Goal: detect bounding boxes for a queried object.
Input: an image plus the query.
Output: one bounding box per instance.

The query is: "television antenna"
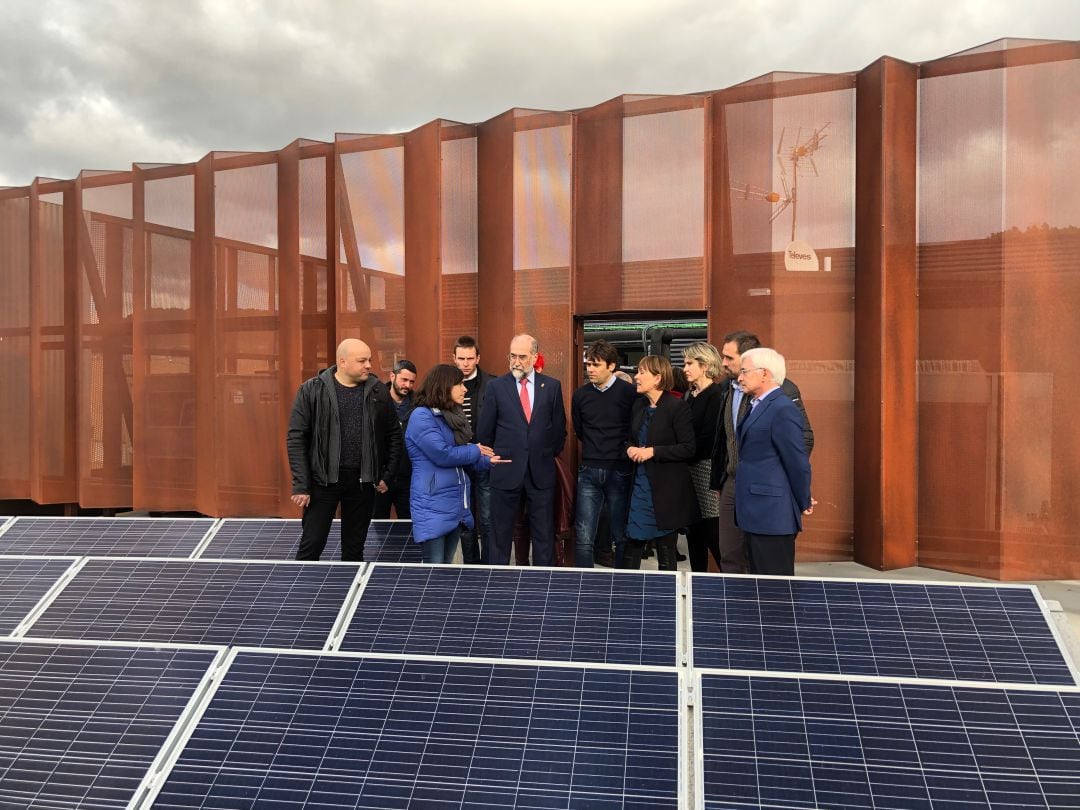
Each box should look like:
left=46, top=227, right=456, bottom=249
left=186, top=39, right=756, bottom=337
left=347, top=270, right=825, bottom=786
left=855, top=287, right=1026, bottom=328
left=730, top=122, right=830, bottom=242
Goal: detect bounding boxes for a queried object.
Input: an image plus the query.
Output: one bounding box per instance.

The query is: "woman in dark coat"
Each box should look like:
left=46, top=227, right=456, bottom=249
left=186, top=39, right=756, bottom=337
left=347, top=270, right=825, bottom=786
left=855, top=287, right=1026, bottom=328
left=623, top=355, right=699, bottom=570
left=682, top=342, right=725, bottom=572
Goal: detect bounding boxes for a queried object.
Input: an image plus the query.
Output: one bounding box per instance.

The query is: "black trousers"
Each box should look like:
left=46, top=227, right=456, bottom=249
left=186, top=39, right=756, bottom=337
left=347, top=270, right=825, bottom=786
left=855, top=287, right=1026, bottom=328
left=745, top=532, right=796, bottom=576
left=373, top=483, right=411, bottom=520
left=488, top=474, right=555, bottom=566
left=685, top=516, right=721, bottom=573
left=717, top=477, right=750, bottom=574
left=297, top=470, right=375, bottom=562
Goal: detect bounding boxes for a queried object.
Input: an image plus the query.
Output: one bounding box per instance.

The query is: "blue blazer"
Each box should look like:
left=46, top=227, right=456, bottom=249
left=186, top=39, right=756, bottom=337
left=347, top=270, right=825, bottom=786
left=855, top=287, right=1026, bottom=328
left=476, top=372, right=566, bottom=491
left=406, top=408, right=491, bottom=543
left=734, top=389, right=812, bottom=536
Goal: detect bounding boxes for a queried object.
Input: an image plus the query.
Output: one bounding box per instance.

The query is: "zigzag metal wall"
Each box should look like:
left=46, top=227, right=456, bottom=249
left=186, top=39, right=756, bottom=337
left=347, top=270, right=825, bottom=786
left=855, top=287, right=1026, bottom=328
left=0, top=39, right=1078, bottom=580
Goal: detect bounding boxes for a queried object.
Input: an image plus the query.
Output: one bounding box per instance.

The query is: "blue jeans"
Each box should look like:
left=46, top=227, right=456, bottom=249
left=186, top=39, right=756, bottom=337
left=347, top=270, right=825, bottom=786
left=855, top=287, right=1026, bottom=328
left=421, top=527, right=461, bottom=564
left=574, top=465, right=631, bottom=568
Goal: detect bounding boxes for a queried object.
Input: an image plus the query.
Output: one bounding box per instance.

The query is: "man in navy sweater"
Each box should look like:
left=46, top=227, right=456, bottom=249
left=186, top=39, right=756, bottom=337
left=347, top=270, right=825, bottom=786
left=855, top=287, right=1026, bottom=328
left=571, top=340, right=638, bottom=568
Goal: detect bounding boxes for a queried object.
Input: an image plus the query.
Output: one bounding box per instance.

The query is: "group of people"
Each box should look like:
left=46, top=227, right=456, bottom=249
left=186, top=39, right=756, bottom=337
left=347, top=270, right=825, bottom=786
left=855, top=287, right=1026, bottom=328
left=286, top=329, right=813, bottom=575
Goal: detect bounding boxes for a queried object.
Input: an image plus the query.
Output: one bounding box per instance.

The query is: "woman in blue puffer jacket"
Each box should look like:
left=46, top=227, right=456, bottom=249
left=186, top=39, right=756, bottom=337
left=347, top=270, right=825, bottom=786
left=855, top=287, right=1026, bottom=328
left=406, top=364, right=505, bottom=563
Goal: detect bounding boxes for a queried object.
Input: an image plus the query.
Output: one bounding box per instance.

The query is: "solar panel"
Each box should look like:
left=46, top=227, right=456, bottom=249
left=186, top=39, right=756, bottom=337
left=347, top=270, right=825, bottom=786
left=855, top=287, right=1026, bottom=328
left=698, top=671, right=1080, bottom=810
left=0, top=557, right=77, bottom=634
left=197, top=518, right=423, bottom=563
left=25, top=559, right=362, bottom=650
left=147, top=651, right=683, bottom=810
left=337, top=564, right=679, bottom=666
left=690, top=575, right=1077, bottom=685
left=0, top=639, right=221, bottom=810
left=0, top=517, right=215, bottom=558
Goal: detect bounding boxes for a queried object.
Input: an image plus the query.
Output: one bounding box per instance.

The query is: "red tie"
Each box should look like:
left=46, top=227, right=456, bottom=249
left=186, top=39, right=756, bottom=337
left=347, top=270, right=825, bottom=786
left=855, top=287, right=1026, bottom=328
left=519, top=378, right=532, bottom=422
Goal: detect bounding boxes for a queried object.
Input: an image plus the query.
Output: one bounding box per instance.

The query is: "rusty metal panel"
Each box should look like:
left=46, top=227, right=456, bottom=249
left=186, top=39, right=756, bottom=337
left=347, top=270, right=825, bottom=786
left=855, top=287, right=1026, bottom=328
left=134, top=166, right=197, bottom=511
left=299, top=144, right=333, bottom=381
left=477, top=111, right=516, bottom=366
left=853, top=59, right=918, bottom=571
left=336, top=133, right=406, bottom=375
left=0, top=191, right=31, bottom=499
left=77, top=171, right=135, bottom=508
left=574, top=98, right=622, bottom=312
left=29, top=179, right=78, bottom=504
left=440, top=122, right=479, bottom=361
left=212, top=154, right=281, bottom=517
left=710, top=77, right=858, bottom=563
left=277, top=140, right=332, bottom=515
left=403, top=122, right=442, bottom=374
left=513, top=110, right=573, bottom=398
left=575, top=95, right=707, bottom=313
left=917, top=50, right=1080, bottom=579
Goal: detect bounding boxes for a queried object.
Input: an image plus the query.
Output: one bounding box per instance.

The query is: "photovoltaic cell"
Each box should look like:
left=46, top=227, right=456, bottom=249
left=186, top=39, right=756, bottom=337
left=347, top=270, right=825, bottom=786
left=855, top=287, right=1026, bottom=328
left=691, top=575, right=1076, bottom=685
left=150, top=652, right=681, bottom=810
left=198, top=518, right=423, bottom=563
left=338, top=565, right=678, bottom=666
left=0, top=557, right=75, bottom=633
left=0, top=517, right=215, bottom=558
left=0, top=640, right=219, bottom=810
left=26, top=559, right=360, bottom=649
left=699, top=672, right=1080, bottom=809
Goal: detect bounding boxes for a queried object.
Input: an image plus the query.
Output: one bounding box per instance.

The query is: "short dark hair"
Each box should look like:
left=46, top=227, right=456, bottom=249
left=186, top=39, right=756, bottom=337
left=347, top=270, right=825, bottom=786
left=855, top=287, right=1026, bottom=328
left=722, top=330, right=761, bottom=354
left=584, top=339, right=619, bottom=367
left=415, top=363, right=465, bottom=410
left=637, top=355, right=674, bottom=391
left=392, top=359, right=417, bottom=375
left=454, top=335, right=479, bottom=354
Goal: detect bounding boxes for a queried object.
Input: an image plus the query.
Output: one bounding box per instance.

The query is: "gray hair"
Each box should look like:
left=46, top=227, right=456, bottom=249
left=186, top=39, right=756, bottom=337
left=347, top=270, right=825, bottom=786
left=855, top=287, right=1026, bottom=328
left=682, top=342, right=723, bottom=379
left=741, top=347, right=786, bottom=385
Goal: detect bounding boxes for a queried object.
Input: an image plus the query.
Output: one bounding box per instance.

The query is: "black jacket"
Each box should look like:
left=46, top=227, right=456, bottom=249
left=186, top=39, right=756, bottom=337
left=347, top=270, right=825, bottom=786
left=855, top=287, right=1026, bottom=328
left=466, top=367, right=494, bottom=432
left=629, top=392, right=700, bottom=531
left=709, top=376, right=813, bottom=490
left=286, top=367, right=402, bottom=494
left=686, top=382, right=725, bottom=462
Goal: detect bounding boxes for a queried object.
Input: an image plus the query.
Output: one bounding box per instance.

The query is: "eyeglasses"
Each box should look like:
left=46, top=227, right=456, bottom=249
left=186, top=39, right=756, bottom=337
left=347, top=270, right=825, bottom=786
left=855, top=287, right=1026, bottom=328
left=737, top=367, right=765, bottom=378
left=508, top=353, right=533, bottom=362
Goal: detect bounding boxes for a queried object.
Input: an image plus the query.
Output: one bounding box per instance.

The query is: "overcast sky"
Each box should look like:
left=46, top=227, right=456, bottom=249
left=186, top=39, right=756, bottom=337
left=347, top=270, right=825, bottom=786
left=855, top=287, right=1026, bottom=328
left=0, top=0, right=1075, bottom=187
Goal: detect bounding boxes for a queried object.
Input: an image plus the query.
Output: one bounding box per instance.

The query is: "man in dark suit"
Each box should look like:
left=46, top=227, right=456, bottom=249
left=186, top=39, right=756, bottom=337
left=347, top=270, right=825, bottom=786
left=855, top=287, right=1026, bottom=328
left=477, top=334, right=567, bottom=566
left=734, top=347, right=812, bottom=576
left=710, top=330, right=814, bottom=573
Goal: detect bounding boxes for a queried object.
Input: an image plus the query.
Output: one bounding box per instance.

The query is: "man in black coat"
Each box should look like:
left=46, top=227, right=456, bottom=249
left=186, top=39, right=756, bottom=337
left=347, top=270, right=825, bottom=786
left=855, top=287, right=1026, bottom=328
left=477, top=334, right=567, bottom=566
left=373, top=358, right=416, bottom=520
left=286, top=338, right=402, bottom=562
left=710, top=330, right=814, bottom=573
left=454, top=335, right=494, bottom=564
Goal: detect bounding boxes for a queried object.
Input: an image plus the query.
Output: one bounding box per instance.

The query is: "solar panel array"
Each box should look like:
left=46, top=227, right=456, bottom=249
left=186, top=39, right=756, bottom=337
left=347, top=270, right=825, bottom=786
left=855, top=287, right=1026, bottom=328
left=690, top=575, right=1076, bottom=685
left=26, top=558, right=361, bottom=649
left=198, top=518, right=424, bottom=563
left=149, top=652, right=683, bottom=809
left=0, top=517, right=216, bottom=557
left=0, top=639, right=221, bottom=809
left=0, top=515, right=1076, bottom=809
left=339, top=564, right=678, bottom=665
left=0, top=556, right=75, bottom=633
left=698, top=672, right=1080, bottom=810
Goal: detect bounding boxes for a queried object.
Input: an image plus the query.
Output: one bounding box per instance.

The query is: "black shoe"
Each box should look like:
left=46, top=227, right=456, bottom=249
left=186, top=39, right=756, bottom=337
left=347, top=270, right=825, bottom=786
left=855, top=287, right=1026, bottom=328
left=676, top=551, right=687, bottom=562
left=594, top=550, right=615, bottom=568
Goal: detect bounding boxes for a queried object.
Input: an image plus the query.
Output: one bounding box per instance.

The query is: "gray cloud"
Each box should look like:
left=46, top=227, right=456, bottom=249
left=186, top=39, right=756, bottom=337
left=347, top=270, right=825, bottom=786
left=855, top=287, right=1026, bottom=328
left=0, top=0, right=1076, bottom=186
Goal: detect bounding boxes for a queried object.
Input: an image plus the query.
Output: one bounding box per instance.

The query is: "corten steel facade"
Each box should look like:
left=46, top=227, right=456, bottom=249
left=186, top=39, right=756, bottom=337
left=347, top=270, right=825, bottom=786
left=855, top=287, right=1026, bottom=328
left=0, top=39, right=1077, bottom=579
